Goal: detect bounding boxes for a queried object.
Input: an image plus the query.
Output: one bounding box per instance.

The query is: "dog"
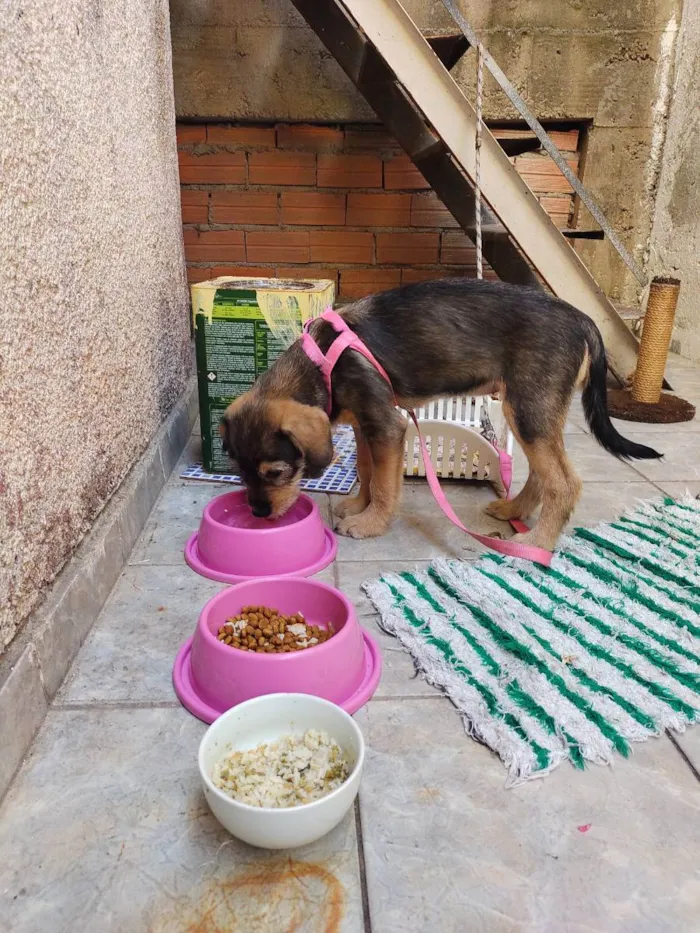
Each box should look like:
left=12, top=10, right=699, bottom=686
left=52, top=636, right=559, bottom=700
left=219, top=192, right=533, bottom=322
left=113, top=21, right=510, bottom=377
left=219, top=278, right=661, bottom=551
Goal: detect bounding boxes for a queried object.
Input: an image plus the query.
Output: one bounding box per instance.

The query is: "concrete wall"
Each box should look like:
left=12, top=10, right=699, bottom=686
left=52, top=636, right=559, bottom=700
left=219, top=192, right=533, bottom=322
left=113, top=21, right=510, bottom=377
left=647, top=0, right=700, bottom=361
left=0, top=1, right=192, bottom=650
left=170, top=0, right=682, bottom=305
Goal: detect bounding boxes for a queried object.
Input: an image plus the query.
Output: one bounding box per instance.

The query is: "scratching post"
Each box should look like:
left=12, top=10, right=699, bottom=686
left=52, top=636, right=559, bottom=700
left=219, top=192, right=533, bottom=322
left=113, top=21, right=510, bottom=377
left=632, top=278, right=680, bottom=403
left=607, top=276, right=695, bottom=424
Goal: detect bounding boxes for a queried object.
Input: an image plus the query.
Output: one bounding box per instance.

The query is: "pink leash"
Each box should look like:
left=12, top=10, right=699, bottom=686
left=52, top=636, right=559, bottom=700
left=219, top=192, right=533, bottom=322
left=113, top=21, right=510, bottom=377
left=301, top=310, right=552, bottom=567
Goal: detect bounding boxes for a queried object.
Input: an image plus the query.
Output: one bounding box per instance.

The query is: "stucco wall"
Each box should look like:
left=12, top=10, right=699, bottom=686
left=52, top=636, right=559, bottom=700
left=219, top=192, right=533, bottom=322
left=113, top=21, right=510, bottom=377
left=169, top=0, right=682, bottom=305
left=0, top=1, right=191, bottom=649
left=647, top=0, right=700, bottom=361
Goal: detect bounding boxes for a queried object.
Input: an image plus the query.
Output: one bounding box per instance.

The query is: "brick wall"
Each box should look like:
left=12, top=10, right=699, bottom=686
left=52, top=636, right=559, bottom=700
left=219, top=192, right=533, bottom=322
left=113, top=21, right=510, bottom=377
left=178, top=123, right=580, bottom=299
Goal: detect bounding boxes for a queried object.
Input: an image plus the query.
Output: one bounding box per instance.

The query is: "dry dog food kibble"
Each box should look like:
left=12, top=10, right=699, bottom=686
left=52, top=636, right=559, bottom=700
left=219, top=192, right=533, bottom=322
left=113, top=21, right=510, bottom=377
left=216, top=605, right=334, bottom=653
left=212, top=729, right=350, bottom=808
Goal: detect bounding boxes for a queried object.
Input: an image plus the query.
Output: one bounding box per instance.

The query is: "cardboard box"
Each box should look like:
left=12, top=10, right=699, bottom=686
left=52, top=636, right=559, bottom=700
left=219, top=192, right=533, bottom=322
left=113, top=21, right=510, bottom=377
left=191, top=276, right=336, bottom=472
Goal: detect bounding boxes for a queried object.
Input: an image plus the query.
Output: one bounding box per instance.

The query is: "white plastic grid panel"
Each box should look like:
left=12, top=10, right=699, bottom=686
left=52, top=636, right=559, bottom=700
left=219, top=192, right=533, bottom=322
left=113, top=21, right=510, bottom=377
left=402, top=395, right=513, bottom=482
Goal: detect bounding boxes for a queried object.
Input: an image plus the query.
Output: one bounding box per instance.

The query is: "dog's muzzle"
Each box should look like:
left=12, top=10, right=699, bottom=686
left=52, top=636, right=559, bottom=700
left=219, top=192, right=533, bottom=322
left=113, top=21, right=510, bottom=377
left=248, top=497, right=271, bottom=518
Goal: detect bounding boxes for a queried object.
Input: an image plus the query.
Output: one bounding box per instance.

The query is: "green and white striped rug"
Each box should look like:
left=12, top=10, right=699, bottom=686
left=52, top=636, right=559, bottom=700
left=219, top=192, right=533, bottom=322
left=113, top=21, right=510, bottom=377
left=363, top=496, right=700, bottom=783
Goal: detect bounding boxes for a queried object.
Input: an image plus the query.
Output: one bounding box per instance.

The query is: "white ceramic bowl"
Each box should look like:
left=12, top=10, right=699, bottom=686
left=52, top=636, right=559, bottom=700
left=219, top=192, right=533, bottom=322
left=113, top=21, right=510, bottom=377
left=198, top=693, right=365, bottom=849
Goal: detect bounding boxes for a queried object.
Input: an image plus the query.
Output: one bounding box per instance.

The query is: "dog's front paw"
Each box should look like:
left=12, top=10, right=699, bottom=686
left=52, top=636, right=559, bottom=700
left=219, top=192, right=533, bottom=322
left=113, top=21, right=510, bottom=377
left=485, top=498, right=521, bottom=522
left=334, top=495, right=369, bottom=520
left=336, top=510, right=390, bottom=539
left=512, top=529, right=558, bottom=551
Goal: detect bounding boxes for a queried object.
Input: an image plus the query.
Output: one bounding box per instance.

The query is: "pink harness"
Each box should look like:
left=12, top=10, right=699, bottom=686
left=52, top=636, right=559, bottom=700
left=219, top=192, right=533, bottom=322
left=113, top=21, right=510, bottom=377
left=301, top=309, right=552, bottom=567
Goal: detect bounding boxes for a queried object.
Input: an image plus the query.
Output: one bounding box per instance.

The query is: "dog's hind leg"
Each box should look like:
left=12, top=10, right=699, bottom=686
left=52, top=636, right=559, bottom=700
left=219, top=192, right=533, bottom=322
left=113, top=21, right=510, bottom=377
left=513, top=437, right=581, bottom=551
left=335, top=424, right=372, bottom=519
left=485, top=400, right=544, bottom=522
left=496, top=394, right=581, bottom=550
left=485, top=469, right=543, bottom=522
left=336, top=416, right=406, bottom=539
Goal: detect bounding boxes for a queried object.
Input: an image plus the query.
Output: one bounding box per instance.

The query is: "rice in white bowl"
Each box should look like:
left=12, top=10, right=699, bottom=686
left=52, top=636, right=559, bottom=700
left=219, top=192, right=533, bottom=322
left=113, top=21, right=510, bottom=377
left=212, top=729, right=350, bottom=808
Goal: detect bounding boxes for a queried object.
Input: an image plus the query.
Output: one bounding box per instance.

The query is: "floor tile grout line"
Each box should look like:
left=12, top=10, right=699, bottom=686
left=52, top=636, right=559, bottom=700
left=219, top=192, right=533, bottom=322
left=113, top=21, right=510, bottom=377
left=52, top=701, right=184, bottom=712
left=649, top=478, right=697, bottom=499
left=52, top=696, right=444, bottom=710
left=627, top=459, right=662, bottom=484
left=369, top=694, right=444, bottom=702
left=354, top=797, right=373, bottom=933
left=125, top=560, right=481, bottom=568
left=649, top=479, right=673, bottom=497
left=49, top=549, right=174, bottom=716
left=666, top=730, right=700, bottom=784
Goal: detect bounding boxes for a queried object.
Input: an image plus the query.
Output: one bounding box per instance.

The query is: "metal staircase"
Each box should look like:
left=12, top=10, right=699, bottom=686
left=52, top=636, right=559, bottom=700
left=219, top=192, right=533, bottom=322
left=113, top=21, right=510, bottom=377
left=288, top=0, right=644, bottom=383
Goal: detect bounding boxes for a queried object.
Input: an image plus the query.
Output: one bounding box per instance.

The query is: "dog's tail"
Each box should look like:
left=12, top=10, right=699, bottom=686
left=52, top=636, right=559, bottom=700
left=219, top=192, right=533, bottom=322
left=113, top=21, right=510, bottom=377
left=582, top=324, right=662, bottom=461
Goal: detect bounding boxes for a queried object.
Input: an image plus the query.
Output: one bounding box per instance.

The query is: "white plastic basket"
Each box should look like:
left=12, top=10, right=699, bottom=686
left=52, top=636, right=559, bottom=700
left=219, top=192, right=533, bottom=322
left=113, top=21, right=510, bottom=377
left=401, top=395, right=514, bottom=495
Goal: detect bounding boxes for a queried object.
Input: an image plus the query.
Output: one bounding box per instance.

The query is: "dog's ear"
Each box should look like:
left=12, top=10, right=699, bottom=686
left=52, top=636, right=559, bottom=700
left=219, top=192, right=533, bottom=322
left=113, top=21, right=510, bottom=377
left=268, top=400, right=333, bottom=478
left=220, top=393, right=253, bottom=459
left=218, top=418, right=229, bottom=455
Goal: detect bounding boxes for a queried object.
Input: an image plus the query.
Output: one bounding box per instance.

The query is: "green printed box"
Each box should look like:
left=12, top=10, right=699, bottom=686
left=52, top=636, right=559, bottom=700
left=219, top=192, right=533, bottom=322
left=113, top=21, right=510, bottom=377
left=192, top=276, right=336, bottom=472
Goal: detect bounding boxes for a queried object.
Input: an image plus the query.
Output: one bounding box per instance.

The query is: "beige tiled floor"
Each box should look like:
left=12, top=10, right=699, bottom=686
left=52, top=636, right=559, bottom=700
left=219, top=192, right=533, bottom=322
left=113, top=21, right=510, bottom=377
left=2, top=355, right=700, bottom=932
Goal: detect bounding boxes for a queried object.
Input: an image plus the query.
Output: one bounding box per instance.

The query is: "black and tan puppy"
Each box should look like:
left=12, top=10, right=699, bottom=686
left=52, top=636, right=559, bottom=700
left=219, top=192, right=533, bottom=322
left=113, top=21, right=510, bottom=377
left=220, top=279, right=661, bottom=551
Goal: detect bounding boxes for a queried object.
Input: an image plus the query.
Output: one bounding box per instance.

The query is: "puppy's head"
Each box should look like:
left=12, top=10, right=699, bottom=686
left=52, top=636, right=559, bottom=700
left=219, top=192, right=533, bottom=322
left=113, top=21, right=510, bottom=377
left=220, top=395, right=333, bottom=519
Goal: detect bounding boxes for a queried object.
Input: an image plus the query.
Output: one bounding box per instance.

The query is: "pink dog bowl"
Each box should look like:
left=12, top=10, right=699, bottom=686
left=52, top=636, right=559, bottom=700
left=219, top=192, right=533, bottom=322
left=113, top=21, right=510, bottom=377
left=173, top=577, right=382, bottom=723
left=185, top=490, right=337, bottom=584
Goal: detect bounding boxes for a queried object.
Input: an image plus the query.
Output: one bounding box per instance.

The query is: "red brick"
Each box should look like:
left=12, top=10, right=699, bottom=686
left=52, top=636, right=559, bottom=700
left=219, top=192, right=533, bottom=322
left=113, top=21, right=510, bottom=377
left=410, top=193, right=459, bottom=228
left=346, top=193, right=410, bottom=227
left=546, top=129, right=580, bottom=153
left=280, top=192, right=346, bottom=226
left=180, top=189, right=208, bottom=224
left=210, top=191, right=278, bottom=225
left=246, top=230, right=310, bottom=263
left=492, top=128, right=532, bottom=141
left=519, top=171, right=575, bottom=194
left=539, top=195, right=572, bottom=215
left=540, top=195, right=572, bottom=228
left=177, top=124, right=206, bottom=145
left=248, top=151, right=316, bottom=185
left=206, top=125, right=276, bottom=147
left=210, top=266, right=271, bottom=279
left=339, top=268, right=401, bottom=298
left=493, top=128, right=579, bottom=153
left=187, top=266, right=213, bottom=283
left=317, top=154, right=382, bottom=188
left=515, top=154, right=578, bottom=194
left=344, top=126, right=400, bottom=151
left=549, top=214, right=570, bottom=228
left=309, top=231, right=374, bottom=264
left=181, top=205, right=208, bottom=225
left=178, top=150, right=246, bottom=184
left=404, top=267, right=480, bottom=282
left=376, top=232, right=438, bottom=264
left=276, top=124, right=344, bottom=151
left=515, top=154, right=578, bottom=175
left=276, top=267, right=339, bottom=288
left=401, top=268, right=451, bottom=284
left=384, top=154, right=430, bottom=190
left=183, top=229, right=246, bottom=262
left=181, top=189, right=208, bottom=206
left=441, top=231, right=476, bottom=265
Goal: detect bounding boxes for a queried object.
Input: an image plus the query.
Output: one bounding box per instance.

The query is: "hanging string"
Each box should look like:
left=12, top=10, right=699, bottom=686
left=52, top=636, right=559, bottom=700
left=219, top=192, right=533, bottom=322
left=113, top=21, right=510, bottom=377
left=475, top=42, right=484, bottom=281
left=475, top=43, right=497, bottom=415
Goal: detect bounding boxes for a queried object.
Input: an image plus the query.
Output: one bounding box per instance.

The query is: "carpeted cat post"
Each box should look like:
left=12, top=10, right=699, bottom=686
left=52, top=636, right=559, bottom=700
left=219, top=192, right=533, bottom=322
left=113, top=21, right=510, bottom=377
left=607, top=276, right=695, bottom=423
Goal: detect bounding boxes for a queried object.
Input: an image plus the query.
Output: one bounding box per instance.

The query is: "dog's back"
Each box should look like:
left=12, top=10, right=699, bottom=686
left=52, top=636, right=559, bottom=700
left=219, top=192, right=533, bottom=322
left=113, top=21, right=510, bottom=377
left=341, top=277, right=592, bottom=402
